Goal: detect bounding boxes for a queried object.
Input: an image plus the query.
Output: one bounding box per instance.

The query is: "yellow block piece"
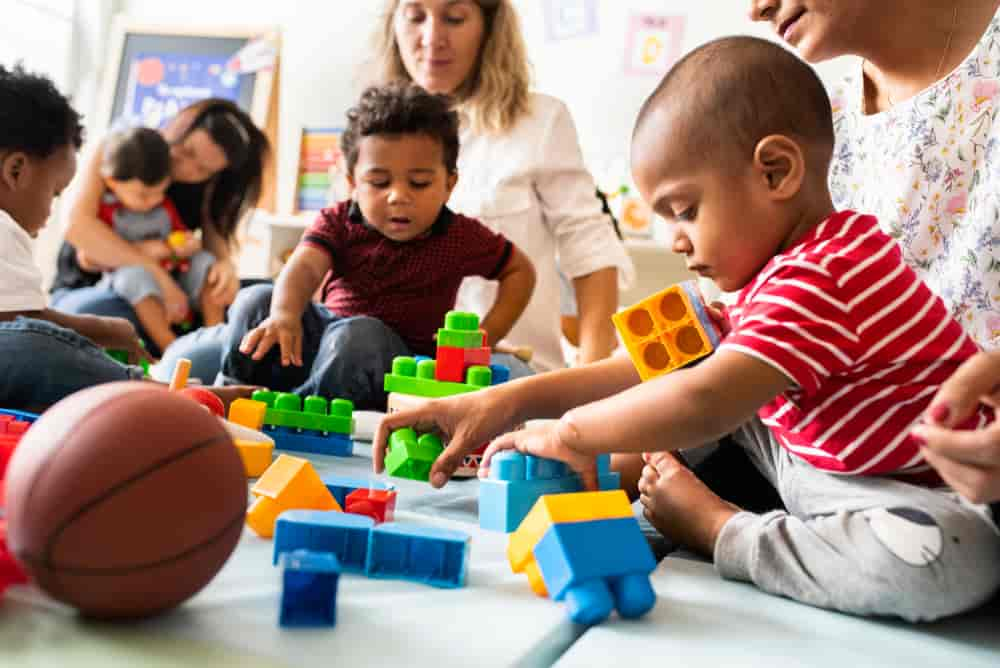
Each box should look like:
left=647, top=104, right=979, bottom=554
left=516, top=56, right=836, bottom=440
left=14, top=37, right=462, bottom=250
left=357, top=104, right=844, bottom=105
left=612, top=283, right=717, bottom=381
left=235, top=438, right=274, bottom=477
left=246, top=454, right=341, bottom=537
left=229, top=398, right=268, bottom=431
left=508, top=490, right=633, bottom=596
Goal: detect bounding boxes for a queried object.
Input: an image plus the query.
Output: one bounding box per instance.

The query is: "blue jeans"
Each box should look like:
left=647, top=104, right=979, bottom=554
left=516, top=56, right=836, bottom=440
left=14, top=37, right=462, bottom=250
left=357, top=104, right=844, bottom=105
left=217, top=284, right=535, bottom=410
left=0, top=317, right=143, bottom=409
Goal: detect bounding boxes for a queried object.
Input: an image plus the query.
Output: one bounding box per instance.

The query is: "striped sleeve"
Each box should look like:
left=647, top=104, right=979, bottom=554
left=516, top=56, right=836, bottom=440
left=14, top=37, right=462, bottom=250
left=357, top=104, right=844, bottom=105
left=721, top=263, right=858, bottom=394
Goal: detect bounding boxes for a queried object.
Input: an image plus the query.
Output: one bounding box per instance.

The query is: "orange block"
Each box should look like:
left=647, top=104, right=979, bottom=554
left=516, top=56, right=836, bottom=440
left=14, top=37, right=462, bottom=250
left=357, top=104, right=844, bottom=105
left=229, top=398, right=268, bottom=431
left=246, top=454, right=341, bottom=537
left=234, top=438, right=273, bottom=477
left=612, top=281, right=722, bottom=381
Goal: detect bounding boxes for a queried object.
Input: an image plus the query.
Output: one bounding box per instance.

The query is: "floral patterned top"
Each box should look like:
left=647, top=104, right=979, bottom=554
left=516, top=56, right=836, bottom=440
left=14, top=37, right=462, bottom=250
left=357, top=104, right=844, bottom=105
left=829, top=9, right=1000, bottom=349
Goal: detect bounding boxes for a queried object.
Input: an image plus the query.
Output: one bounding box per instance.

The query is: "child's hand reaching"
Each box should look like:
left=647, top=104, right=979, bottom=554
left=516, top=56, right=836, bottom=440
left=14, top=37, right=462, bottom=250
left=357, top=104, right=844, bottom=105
left=240, top=313, right=304, bottom=366
left=479, top=419, right=600, bottom=491
left=94, top=317, right=154, bottom=364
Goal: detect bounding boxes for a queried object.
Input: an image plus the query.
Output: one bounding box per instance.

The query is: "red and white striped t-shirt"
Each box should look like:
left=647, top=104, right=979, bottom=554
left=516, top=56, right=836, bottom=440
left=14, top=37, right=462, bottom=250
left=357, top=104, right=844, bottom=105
left=721, top=210, right=992, bottom=478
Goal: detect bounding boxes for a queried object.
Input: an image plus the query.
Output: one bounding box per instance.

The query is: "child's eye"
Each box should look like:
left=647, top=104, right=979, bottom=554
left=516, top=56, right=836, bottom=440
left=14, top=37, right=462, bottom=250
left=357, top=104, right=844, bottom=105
left=367, top=180, right=390, bottom=189
left=676, top=207, right=697, bottom=222
left=403, top=8, right=425, bottom=23
left=445, top=14, right=466, bottom=25
left=411, top=181, right=432, bottom=189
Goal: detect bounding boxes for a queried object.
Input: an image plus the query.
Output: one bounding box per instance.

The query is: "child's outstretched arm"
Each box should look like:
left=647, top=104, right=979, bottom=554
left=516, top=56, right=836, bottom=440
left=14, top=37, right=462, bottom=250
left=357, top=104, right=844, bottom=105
left=478, top=245, right=535, bottom=348
left=239, top=245, right=332, bottom=367
left=481, top=350, right=792, bottom=487
left=374, top=354, right=640, bottom=486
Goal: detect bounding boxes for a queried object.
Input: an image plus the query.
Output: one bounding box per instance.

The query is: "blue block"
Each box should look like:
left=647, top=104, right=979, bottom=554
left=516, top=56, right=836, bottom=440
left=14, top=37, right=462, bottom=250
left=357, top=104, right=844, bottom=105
left=279, top=550, right=340, bottom=627
left=265, top=426, right=354, bottom=457
left=533, top=517, right=656, bottom=625
left=321, top=474, right=395, bottom=508
left=0, top=408, right=38, bottom=423
left=365, top=522, right=469, bottom=588
left=274, top=510, right=374, bottom=573
left=414, top=355, right=434, bottom=364
left=489, top=364, right=510, bottom=385
left=478, top=452, right=620, bottom=532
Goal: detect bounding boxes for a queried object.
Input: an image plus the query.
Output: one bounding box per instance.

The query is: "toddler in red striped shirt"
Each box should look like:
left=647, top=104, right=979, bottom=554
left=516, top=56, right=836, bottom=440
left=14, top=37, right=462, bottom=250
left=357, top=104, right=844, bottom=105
left=378, top=35, right=1000, bottom=621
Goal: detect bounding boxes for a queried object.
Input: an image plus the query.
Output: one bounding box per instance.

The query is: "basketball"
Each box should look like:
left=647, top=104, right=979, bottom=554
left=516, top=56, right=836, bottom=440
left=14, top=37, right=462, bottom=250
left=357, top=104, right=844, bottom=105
left=4, top=382, right=247, bottom=619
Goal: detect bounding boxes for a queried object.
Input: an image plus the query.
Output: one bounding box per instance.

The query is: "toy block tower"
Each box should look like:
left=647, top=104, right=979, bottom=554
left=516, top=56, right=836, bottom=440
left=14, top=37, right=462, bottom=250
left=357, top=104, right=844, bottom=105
left=612, top=280, right=722, bottom=381
left=384, top=310, right=513, bottom=481
left=250, top=391, right=354, bottom=457
left=507, top=490, right=657, bottom=625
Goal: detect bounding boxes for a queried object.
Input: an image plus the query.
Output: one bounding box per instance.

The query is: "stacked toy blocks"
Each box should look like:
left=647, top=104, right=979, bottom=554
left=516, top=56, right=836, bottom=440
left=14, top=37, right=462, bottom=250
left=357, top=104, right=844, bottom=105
left=250, top=390, right=354, bottom=457
left=246, top=454, right=342, bottom=538
left=274, top=511, right=469, bottom=588
left=279, top=549, right=340, bottom=627
left=478, top=451, right=620, bottom=533
left=322, top=474, right=397, bottom=520
left=612, top=281, right=722, bottom=381
left=384, top=427, right=444, bottom=481
left=508, top=490, right=657, bottom=625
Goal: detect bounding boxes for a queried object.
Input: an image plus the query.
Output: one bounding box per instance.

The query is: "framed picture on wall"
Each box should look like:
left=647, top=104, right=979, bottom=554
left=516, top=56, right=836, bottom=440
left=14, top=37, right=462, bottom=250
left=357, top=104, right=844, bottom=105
left=96, top=16, right=281, bottom=209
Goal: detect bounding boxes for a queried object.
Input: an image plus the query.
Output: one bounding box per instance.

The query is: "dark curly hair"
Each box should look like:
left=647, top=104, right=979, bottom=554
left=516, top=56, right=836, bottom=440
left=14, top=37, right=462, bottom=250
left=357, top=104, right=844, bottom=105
left=340, top=82, right=460, bottom=176
left=102, top=127, right=171, bottom=186
left=0, top=63, right=83, bottom=157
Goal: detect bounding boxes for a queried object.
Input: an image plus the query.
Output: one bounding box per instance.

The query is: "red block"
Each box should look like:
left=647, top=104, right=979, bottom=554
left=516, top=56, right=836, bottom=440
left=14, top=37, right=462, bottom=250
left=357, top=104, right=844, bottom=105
left=0, top=519, right=29, bottom=596
left=344, top=488, right=398, bottom=524
left=435, top=346, right=466, bottom=383
left=464, top=346, right=490, bottom=368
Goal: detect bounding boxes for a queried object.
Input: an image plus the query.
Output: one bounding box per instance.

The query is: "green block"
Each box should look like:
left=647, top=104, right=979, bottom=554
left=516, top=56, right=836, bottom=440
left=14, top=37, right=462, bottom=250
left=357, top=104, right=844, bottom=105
left=257, top=391, right=354, bottom=434
left=105, top=349, right=129, bottom=364
left=444, top=311, right=480, bottom=332
left=385, top=428, right=444, bottom=482
left=466, top=365, right=492, bottom=388
left=437, top=328, right=484, bottom=348
left=384, top=372, right=479, bottom=398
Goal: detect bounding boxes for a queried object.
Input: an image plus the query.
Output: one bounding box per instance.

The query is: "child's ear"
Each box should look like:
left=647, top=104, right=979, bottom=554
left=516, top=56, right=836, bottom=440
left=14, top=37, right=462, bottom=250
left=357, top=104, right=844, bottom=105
left=445, top=170, right=458, bottom=194
left=752, top=135, right=804, bottom=201
left=0, top=152, right=28, bottom=190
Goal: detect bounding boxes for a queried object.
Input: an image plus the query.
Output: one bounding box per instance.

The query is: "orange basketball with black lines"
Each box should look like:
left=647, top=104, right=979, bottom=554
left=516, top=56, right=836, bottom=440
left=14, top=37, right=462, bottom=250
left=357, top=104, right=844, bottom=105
left=4, top=382, right=246, bottom=619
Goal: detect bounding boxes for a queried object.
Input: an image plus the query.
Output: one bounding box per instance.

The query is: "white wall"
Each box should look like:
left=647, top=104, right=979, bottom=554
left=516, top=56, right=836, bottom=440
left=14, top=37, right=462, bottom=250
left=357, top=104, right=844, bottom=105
left=114, top=0, right=857, bottom=213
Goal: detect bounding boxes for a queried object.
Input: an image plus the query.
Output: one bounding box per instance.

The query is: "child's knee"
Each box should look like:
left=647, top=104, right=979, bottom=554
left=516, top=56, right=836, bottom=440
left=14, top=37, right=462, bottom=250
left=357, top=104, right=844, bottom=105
left=111, top=265, right=161, bottom=305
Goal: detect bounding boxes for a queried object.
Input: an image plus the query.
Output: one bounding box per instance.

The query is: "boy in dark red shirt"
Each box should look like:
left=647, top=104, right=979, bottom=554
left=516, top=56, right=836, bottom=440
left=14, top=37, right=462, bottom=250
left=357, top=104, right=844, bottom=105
left=219, top=83, right=535, bottom=409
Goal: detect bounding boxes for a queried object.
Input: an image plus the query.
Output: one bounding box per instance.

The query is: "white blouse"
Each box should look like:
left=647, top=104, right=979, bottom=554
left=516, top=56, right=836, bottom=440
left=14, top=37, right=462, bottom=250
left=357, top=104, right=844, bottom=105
left=829, top=8, right=1000, bottom=349
left=450, top=93, right=634, bottom=371
left=0, top=209, right=46, bottom=312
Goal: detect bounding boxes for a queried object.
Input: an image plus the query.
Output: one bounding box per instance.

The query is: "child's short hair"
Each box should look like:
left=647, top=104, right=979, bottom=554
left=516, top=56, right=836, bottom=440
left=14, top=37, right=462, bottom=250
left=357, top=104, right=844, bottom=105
left=102, top=127, right=171, bottom=186
left=634, top=36, right=834, bottom=170
left=340, top=82, right=460, bottom=175
left=0, top=63, right=83, bottom=157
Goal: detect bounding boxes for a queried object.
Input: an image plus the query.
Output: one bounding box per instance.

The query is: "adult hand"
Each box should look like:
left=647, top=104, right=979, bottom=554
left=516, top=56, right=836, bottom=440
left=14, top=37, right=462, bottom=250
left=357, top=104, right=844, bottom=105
left=373, top=387, right=518, bottom=488
left=479, top=420, right=599, bottom=491
left=93, top=317, right=154, bottom=365
left=913, top=351, right=1000, bottom=503
left=205, top=258, right=240, bottom=304
left=239, top=313, right=304, bottom=367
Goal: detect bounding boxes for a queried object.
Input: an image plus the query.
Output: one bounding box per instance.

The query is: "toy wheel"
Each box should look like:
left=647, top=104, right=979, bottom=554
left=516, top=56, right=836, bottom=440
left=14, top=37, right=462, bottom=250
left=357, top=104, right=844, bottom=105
left=611, top=574, right=656, bottom=618
left=564, top=579, right=614, bottom=625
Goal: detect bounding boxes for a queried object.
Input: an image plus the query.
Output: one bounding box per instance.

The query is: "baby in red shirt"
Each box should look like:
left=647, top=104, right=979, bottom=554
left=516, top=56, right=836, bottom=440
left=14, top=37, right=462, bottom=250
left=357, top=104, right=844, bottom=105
left=219, top=82, right=535, bottom=409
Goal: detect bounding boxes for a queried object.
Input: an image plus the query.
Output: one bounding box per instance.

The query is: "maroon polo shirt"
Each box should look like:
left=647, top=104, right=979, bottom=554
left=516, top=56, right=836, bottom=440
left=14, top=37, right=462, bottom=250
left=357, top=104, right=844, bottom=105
left=301, top=200, right=512, bottom=356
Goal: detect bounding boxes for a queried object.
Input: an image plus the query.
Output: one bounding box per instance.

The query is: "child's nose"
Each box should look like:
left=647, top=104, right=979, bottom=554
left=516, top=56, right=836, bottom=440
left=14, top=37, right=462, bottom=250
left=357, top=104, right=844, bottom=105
left=669, top=225, right=691, bottom=254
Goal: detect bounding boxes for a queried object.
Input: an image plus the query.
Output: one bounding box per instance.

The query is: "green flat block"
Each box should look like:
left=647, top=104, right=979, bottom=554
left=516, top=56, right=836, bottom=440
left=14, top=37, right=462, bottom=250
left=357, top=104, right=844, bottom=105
left=385, top=429, right=444, bottom=482
left=253, top=391, right=354, bottom=434
left=437, top=328, right=485, bottom=348
left=444, top=311, right=480, bottom=332
left=384, top=372, right=480, bottom=398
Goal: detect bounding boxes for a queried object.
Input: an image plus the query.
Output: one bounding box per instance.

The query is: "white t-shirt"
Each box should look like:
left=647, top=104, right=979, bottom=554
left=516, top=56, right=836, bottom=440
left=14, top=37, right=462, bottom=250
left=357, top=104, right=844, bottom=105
left=0, top=209, right=46, bottom=312
left=829, top=8, right=1000, bottom=349
left=450, top=93, right=635, bottom=371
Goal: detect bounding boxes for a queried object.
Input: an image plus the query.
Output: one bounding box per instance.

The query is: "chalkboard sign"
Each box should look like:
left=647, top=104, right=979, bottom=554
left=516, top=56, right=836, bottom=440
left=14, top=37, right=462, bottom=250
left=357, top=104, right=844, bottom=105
left=97, top=17, right=278, bottom=132
left=97, top=16, right=281, bottom=209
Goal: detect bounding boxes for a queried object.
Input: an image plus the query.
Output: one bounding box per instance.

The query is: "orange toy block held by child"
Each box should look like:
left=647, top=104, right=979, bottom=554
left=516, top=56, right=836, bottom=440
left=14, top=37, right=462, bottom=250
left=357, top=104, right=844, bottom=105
left=247, top=454, right=341, bottom=538
left=612, top=280, right=723, bottom=381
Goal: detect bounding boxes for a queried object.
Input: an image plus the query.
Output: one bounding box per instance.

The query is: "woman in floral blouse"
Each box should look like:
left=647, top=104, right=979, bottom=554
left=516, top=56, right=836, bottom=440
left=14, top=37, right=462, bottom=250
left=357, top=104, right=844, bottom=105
left=748, top=0, right=1000, bottom=504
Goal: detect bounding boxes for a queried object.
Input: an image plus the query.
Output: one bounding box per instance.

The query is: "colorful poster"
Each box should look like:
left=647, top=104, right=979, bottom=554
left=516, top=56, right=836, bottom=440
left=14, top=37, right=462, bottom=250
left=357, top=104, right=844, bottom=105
left=121, top=52, right=243, bottom=129
left=543, top=0, right=598, bottom=42
left=296, top=127, right=347, bottom=212
left=625, top=13, right=686, bottom=76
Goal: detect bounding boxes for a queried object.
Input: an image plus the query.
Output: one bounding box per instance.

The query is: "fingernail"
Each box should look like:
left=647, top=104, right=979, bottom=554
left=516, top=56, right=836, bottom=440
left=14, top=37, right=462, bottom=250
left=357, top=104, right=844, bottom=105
left=930, top=404, right=950, bottom=423
left=431, top=472, right=446, bottom=487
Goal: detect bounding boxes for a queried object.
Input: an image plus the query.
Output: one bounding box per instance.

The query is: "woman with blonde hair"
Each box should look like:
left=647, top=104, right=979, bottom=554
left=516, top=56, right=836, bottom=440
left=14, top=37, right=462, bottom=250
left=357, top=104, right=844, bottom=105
left=372, top=0, right=633, bottom=373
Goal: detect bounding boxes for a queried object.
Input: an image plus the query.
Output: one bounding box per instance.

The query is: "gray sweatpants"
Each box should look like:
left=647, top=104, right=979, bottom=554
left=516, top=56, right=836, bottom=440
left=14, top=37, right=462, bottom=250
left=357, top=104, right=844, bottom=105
left=714, top=418, right=1000, bottom=622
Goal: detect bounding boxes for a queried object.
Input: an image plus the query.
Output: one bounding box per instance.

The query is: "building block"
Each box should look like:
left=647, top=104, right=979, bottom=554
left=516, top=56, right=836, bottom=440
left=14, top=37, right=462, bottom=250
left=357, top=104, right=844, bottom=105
left=229, top=398, right=268, bottom=430
left=532, top=517, right=656, bottom=625
left=478, top=453, right=621, bottom=534
left=508, top=489, right=633, bottom=596
left=234, top=438, right=274, bottom=477
left=384, top=356, right=491, bottom=398
left=384, top=428, right=444, bottom=482
left=322, top=474, right=395, bottom=508
left=365, top=523, right=469, bottom=588
left=274, top=510, right=375, bottom=572
left=489, top=364, right=511, bottom=385
left=252, top=391, right=354, bottom=435
left=279, top=549, right=340, bottom=627
left=437, top=328, right=485, bottom=349
left=0, top=519, right=29, bottom=595
left=268, top=428, right=354, bottom=457
left=247, top=455, right=341, bottom=538
left=435, top=345, right=491, bottom=383
left=387, top=392, right=487, bottom=479
left=345, top=488, right=397, bottom=524
left=612, top=281, right=723, bottom=382
left=0, top=409, right=36, bottom=506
